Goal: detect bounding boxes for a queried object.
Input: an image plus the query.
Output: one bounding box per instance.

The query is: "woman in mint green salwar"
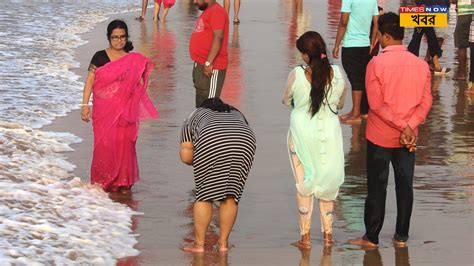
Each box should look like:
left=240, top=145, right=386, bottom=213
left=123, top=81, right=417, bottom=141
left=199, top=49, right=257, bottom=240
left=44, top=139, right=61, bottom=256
left=282, top=31, right=345, bottom=249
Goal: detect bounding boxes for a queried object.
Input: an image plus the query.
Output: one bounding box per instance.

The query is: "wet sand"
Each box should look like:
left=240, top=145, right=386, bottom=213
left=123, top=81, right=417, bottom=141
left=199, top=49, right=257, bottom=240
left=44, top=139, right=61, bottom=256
left=45, top=0, right=473, bottom=265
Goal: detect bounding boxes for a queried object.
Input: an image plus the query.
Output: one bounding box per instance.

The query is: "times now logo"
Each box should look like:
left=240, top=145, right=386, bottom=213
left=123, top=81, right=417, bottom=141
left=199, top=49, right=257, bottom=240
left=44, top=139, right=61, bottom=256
left=400, top=6, right=449, bottom=13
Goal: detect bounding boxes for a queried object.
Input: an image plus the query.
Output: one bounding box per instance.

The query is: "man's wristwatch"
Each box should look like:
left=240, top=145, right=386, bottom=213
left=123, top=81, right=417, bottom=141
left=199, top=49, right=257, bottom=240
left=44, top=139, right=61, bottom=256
left=204, top=61, right=212, bottom=67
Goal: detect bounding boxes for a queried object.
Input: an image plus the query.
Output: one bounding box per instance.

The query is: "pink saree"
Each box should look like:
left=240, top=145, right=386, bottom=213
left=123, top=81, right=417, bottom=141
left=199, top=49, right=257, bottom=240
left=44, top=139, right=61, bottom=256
left=91, top=52, right=158, bottom=192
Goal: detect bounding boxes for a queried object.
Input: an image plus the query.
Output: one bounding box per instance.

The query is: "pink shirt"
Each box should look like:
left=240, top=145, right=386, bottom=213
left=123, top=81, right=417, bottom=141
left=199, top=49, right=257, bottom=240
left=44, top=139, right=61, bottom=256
left=365, top=45, right=432, bottom=148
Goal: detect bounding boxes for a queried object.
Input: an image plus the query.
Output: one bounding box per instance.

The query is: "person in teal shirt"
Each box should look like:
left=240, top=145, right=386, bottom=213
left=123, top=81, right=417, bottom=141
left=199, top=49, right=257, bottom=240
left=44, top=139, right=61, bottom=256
left=283, top=31, right=346, bottom=249
left=332, top=0, right=379, bottom=124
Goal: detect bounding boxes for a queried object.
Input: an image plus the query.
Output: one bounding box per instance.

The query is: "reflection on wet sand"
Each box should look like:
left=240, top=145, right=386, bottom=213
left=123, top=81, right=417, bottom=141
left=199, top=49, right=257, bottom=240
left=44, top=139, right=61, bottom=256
left=363, top=248, right=383, bottom=266
left=294, top=245, right=333, bottom=266
left=334, top=123, right=367, bottom=232
left=149, top=22, right=177, bottom=103
left=296, top=247, right=311, bottom=266
left=326, top=0, right=341, bottom=39
left=221, top=24, right=242, bottom=107
left=286, top=0, right=311, bottom=66
left=394, top=246, right=410, bottom=266
left=360, top=245, right=410, bottom=266
left=111, top=193, right=141, bottom=266
left=189, top=251, right=229, bottom=266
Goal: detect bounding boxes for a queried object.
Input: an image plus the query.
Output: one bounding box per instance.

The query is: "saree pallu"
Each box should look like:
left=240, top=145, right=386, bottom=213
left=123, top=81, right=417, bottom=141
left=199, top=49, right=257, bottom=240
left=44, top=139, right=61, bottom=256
left=91, top=52, right=158, bottom=191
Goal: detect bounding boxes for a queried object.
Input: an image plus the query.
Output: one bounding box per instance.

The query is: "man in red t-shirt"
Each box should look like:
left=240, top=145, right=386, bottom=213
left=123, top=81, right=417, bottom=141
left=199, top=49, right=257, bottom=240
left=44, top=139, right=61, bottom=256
left=189, top=0, right=229, bottom=107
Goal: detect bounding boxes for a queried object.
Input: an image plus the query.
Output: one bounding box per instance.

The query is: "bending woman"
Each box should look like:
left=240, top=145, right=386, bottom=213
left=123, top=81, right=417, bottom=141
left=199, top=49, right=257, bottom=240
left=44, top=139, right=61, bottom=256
left=81, top=20, right=158, bottom=194
left=180, top=98, right=256, bottom=253
left=283, top=31, right=345, bottom=248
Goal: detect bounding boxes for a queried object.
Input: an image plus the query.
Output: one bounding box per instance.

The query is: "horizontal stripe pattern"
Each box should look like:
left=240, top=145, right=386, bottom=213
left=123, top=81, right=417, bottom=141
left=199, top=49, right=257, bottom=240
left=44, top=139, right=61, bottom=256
left=180, top=108, right=257, bottom=202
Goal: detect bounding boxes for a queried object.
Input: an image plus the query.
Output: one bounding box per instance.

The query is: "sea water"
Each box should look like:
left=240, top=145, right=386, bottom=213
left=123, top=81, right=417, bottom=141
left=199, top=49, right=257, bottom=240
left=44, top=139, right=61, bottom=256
left=0, top=1, right=145, bottom=264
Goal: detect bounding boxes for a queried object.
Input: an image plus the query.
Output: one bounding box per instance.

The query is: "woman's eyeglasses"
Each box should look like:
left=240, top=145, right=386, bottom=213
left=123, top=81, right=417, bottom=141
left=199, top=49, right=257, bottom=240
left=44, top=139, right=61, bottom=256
left=110, top=35, right=127, bottom=41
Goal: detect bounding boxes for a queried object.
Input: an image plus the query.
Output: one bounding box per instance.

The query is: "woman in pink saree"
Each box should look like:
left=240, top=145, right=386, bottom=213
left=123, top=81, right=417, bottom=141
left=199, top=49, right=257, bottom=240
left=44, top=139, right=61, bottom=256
left=81, top=20, right=158, bottom=194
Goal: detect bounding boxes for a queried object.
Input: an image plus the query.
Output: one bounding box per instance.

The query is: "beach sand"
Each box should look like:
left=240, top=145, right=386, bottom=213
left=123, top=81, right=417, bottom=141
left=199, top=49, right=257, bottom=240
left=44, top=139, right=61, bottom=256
left=45, top=0, right=473, bottom=265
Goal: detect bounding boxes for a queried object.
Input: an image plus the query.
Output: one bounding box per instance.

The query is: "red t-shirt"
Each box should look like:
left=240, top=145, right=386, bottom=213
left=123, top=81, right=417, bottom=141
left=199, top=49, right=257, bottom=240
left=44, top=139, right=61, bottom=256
left=189, top=3, right=229, bottom=70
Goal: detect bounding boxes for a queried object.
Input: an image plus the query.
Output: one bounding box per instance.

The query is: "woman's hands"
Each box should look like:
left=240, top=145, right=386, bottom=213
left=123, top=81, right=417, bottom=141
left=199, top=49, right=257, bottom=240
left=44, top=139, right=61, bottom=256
left=81, top=106, right=91, bottom=122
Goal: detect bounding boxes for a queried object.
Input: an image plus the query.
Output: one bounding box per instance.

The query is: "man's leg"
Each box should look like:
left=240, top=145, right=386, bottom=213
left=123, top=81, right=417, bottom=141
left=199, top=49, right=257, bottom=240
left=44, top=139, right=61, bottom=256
left=469, top=42, right=474, bottom=94
left=349, top=90, right=362, bottom=120
left=233, top=0, right=241, bottom=23
left=341, top=47, right=369, bottom=124
left=136, top=0, right=148, bottom=20
left=340, top=47, right=354, bottom=119
left=454, top=15, right=472, bottom=80
left=470, top=42, right=474, bottom=83
left=223, top=0, right=230, bottom=13
left=391, top=147, right=415, bottom=244
left=364, top=141, right=392, bottom=245
left=407, top=28, right=423, bottom=57
left=211, top=68, right=227, bottom=98
left=192, top=63, right=212, bottom=107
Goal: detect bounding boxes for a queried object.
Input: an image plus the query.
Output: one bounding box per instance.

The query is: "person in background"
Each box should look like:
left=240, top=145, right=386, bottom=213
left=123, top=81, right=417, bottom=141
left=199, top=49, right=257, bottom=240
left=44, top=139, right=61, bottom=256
left=180, top=98, right=256, bottom=253
left=81, top=20, right=158, bottom=194
left=453, top=0, right=474, bottom=80
left=136, top=0, right=149, bottom=21
left=333, top=0, right=379, bottom=124
left=283, top=31, right=345, bottom=249
left=153, top=0, right=176, bottom=22
left=189, top=0, right=229, bottom=107
left=407, top=0, right=450, bottom=75
left=223, top=0, right=241, bottom=24
left=424, top=0, right=450, bottom=70
left=370, top=6, right=384, bottom=57
left=349, top=12, right=432, bottom=247
left=468, top=15, right=474, bottom=94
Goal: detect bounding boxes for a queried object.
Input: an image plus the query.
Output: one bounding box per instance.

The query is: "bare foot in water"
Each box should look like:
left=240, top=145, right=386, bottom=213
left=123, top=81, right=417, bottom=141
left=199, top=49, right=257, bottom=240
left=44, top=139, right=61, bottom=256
left=218, top=241, right=229, bottom=252
left=323, top=233, right=334, bottom=246
left=119, top=186, right=132, bottom=196
left=348, top=238, right=378, bottom=248
left=291, top=240, right=312, bottom=249
left=183, top=243, right=205, bottom=253
left=393, top=239, right=407, bottom=247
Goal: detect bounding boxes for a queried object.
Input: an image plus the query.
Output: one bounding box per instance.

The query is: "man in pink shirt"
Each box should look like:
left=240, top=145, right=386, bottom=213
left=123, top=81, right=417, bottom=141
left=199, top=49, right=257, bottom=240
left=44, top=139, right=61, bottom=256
left=349, top=12, right=432, bottom=247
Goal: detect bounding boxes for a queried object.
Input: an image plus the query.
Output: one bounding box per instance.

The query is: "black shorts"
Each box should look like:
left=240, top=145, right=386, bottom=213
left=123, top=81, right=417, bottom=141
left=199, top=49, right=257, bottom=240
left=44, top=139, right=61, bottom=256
left=454, top=15, right=472, bottom=49
left=341, top=47, right=371, bottom=91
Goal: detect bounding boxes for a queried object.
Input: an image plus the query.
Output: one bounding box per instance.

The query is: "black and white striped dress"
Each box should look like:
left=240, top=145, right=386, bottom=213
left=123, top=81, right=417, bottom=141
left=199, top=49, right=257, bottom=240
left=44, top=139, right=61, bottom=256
left=180, top=108, right=257, bottom=203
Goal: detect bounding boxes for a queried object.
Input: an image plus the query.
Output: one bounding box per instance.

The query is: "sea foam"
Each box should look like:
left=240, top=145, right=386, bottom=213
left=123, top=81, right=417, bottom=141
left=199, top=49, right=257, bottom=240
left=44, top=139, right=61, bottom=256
left=0, top=1, right=144, bottom=264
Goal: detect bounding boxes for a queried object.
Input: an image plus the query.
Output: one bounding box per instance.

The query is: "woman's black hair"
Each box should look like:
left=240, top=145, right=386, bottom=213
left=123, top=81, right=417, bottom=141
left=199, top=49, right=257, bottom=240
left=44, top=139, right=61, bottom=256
left=200, top=98, right=249, bottom=124
left=107, top=19, right=134, bottom=52
left=296, top=31, right=332, bottom=117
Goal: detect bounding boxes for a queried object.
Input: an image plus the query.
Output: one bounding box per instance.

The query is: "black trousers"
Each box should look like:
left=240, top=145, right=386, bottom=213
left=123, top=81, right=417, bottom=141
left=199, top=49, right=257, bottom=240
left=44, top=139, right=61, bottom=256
left=407, top=27, right=442, bottom=58
left=364, top=141, right=415, bottom=244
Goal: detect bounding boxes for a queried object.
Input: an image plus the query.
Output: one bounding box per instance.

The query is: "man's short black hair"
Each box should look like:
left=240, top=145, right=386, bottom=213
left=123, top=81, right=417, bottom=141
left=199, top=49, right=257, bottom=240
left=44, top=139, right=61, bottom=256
left=378, top=12, right=404, bottom=41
